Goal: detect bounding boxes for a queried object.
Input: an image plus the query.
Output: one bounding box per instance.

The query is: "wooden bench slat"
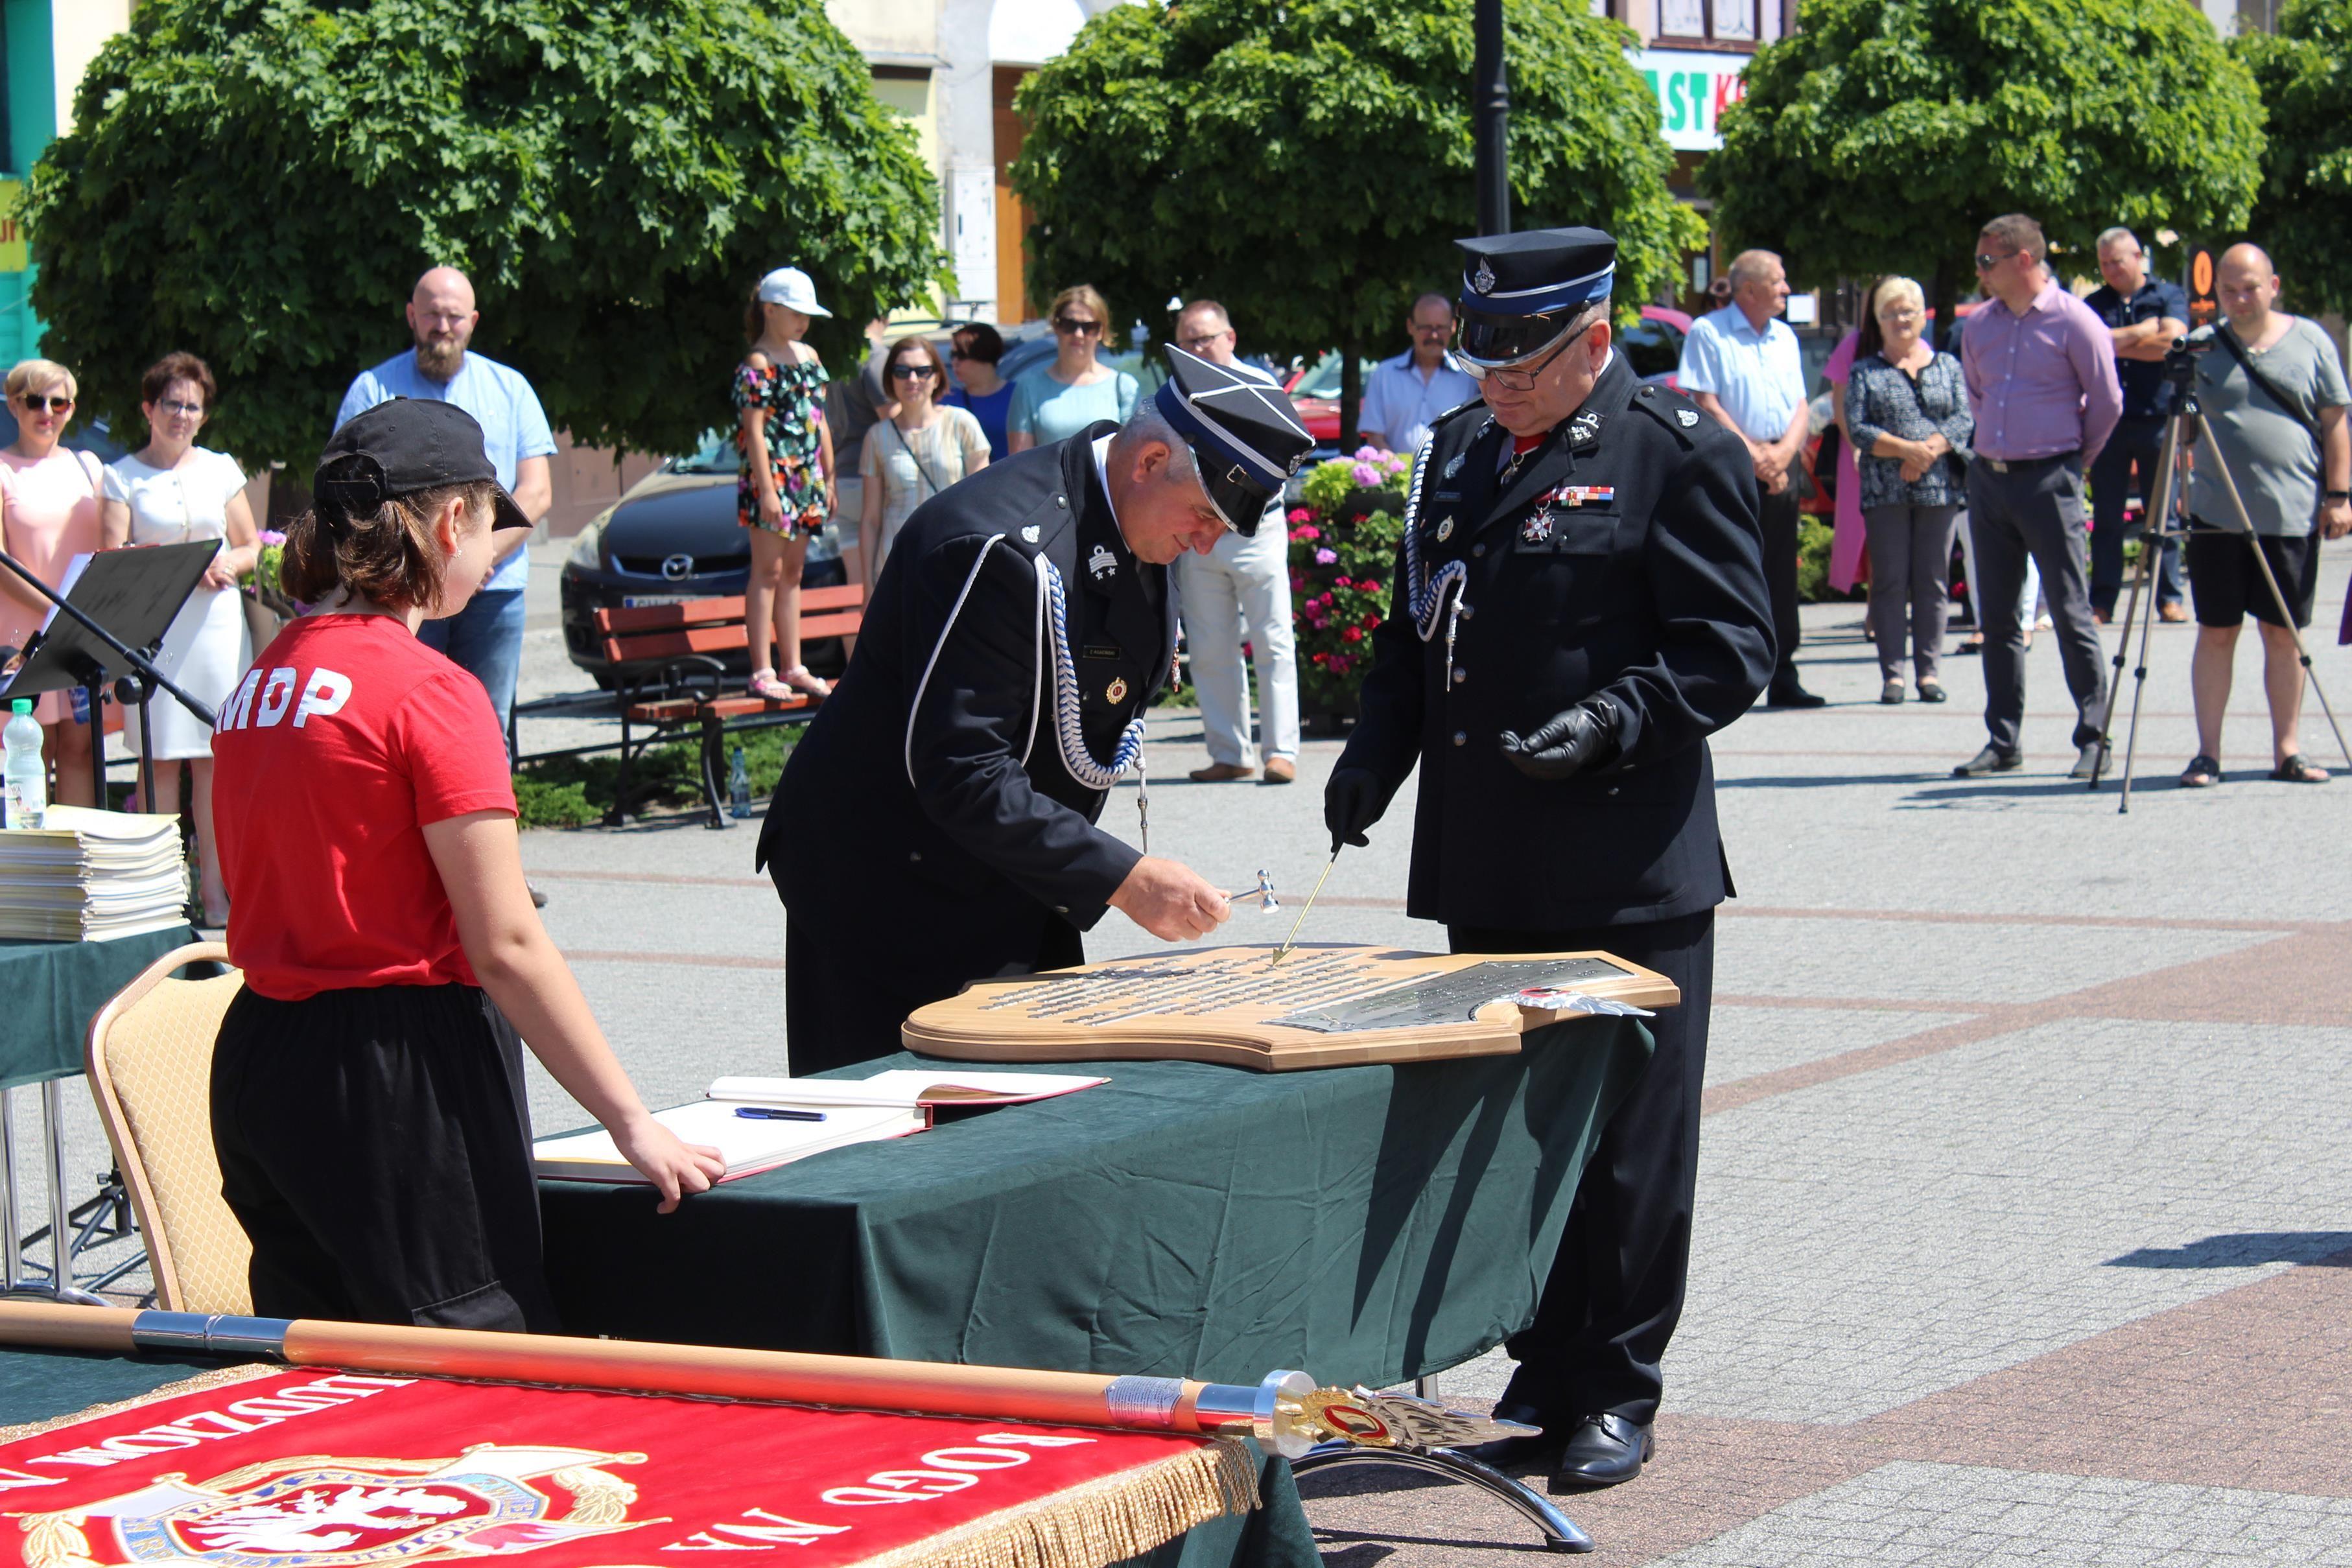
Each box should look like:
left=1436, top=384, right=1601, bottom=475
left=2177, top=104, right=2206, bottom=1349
left=797, top=611, right=862, bottom=639
left=624, top=694, right=816, bottom=723
left=592, top=583, right=865, bottom=637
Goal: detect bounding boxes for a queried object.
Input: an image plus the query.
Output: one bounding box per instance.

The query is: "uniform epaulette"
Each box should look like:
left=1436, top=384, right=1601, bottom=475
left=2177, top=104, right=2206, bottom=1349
left=1429, top=397, right=1487, bottom=431
left=1629, top=382, right=1706, bottom=449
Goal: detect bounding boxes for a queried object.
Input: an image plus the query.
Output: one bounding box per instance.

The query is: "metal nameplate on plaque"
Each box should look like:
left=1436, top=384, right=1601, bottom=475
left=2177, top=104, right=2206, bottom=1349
left=1270, top=959, right=1632, bottom=1034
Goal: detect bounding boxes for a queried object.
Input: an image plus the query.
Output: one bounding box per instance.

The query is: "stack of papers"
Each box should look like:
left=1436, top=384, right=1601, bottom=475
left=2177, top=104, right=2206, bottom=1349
left=0, top=806, right=188, bottom=941
left=707, top=1069, right=1108, bottom=1108
left=534, top=1100, right=925, bottom=1185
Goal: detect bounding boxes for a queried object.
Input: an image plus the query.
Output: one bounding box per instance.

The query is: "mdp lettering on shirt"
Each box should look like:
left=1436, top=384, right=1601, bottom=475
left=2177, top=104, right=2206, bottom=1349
left=219, top=666, right=355, bottom=731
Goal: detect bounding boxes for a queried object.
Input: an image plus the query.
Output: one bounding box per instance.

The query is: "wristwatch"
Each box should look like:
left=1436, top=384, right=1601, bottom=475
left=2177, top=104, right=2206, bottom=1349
left=2326, top=489, right=2350, bottom=503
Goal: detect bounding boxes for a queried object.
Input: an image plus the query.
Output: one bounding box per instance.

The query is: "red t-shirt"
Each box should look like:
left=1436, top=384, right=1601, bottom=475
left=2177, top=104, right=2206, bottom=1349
left=211, top=614, right=517, bottom=1001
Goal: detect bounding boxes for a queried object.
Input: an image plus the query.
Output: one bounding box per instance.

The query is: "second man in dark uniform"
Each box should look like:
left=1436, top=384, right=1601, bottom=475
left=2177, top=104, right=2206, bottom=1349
left=1326, top=228, right=1774, bottom=1488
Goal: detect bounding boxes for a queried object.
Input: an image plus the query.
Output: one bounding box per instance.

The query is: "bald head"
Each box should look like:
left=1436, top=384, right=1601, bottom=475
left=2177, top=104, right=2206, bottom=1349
left=2217, top=242, right=2281, bottom=332
left=407, top=266, right=478, bottom=382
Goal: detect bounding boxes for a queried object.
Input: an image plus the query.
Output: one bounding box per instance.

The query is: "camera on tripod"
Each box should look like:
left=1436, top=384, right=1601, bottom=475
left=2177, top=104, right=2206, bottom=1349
left=2161, top=331, right=2210, bottom=393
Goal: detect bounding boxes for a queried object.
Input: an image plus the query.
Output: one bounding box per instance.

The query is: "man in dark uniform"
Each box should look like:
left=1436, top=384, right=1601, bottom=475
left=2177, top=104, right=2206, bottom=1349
left=760, top=347, right=1315, bottom=1074
left=1325, top=228, right=1774, bottom=1489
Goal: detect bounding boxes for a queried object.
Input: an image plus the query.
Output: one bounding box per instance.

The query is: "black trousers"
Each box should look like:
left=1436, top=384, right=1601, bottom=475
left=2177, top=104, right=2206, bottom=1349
left=1450, top=909, right=1714, bottom=1427
left=782, top=907, right=1083, bottom=1076
left=1759, top=486, right=1802, bottom=685
left=2088, top=417, right=2183, bottom=613
left=211, top=983, right=560, bottom=1331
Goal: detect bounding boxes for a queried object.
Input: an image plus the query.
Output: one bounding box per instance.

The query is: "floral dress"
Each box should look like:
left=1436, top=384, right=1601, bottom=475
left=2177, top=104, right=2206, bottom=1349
left=733, top=352, right=830, bottom=536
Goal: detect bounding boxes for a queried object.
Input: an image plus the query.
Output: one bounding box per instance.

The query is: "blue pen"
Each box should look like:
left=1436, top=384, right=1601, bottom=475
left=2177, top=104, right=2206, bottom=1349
left=735, top=1106, right=826, bottom=1122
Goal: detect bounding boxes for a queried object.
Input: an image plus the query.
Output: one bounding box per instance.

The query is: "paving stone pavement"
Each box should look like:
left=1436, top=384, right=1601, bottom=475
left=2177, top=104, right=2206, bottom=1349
left=18, top=539, right=2352, bottom=1560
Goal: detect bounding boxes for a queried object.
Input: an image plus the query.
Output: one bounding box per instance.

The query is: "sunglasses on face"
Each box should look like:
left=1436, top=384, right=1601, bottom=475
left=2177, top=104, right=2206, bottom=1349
left=18, top=394, right=71, bottom=414
left=1974, top=251, right=2015, bottom=272
left=1053, top=317, right=1102, bottom=336
left=889, top=364, right=937, bottom=380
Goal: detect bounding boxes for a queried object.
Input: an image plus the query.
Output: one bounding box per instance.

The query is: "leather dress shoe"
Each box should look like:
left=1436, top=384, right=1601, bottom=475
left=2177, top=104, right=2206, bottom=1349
left=1551, top=1412, right=1654, bottom=1490
left=1446, top=1402, right=1560, bottom=1471
left=1765, top=681, right=1828, bottom=709
left=1952, top=745, right=2023, bottom=777
left=1188, top=761, right=1254, bottom=782
left=1262, top=756, right=1297, bottom=784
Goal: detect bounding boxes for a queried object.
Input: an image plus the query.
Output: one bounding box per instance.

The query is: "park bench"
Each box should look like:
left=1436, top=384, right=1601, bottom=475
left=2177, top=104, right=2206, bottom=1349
left=591, top=585, right=864, bottom=828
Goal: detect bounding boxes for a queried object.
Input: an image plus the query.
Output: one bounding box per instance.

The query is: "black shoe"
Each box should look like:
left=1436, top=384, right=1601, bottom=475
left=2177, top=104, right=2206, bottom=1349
left=1952, top=745, right=2023, bottom=777
left=2068, top=740, right=2109, bottom=781
left=1549, top=1413, right=1653, bottom=1490
left=1765, top=682, right=1828, bottom=709
left=1449, top=1402, right=1561, bottom=1471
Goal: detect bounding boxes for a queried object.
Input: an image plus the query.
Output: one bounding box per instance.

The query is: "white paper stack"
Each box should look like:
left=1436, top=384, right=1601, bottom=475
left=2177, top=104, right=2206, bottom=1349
left=534, top=1100, right=924, bottom=1185
left=0, top=805, right=189, bottom=941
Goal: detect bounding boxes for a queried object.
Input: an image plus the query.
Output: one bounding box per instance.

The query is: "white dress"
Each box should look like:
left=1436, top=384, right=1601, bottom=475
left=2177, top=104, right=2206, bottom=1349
left=102, top=449, right=251, bottom=760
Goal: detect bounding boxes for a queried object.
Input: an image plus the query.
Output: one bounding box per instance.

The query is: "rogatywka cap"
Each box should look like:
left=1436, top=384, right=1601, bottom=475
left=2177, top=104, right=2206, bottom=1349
left=316, top=399, right=533, bottom=532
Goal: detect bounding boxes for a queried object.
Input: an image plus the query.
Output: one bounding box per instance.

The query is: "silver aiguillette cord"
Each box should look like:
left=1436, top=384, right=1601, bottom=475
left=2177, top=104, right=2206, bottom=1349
left=1271, top=850, right=1339, bottom=965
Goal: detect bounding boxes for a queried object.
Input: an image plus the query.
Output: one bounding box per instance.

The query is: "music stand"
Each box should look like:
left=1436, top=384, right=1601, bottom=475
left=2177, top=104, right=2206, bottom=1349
left=0, top=543, right=221, bottom=808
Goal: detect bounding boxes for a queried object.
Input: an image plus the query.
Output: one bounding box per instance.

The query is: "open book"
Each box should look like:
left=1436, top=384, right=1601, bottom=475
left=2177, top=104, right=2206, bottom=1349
left=533, top=1099, right=924, bottom=1185
left=705, top=1069, right=1107, bottom=1110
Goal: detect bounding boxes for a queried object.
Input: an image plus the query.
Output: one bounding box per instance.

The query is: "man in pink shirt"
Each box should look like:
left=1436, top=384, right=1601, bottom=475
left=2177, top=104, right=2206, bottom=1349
left=1956, top=213, right=2122, bottom=781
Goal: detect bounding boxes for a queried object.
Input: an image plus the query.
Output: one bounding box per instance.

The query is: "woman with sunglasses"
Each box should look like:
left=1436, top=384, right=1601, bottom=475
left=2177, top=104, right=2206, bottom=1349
left=0, top=359, right=105, bottom=806
left=857, top=336, right=987, bottom=594
left=734, top=267, right=837, bottom=701
left=1005, top=285, right=1138, bottom=454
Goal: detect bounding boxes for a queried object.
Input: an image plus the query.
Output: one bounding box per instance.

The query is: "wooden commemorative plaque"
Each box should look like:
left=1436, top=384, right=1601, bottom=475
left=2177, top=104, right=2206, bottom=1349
left=901, top=942, right=1680, bottom=1071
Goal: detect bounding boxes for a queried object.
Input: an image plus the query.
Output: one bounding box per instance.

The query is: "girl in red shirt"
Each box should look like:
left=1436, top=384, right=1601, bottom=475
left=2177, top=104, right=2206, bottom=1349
left=211, top=400, right=723, bottom=1328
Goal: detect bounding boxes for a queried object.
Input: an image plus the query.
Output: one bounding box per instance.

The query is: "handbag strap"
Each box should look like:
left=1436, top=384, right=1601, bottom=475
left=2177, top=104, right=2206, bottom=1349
left=887, top=416, right=950, bottom=499
left=2216, top=322, right=2322, bottom=447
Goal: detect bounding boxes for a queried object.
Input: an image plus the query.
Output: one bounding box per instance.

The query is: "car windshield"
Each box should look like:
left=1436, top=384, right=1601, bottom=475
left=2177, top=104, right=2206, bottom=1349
left=1291, top=352, right=1383, bottom=401
left=668, top=430, right=737, bottom=474
left=1617, top=321, right=1682, bottom=380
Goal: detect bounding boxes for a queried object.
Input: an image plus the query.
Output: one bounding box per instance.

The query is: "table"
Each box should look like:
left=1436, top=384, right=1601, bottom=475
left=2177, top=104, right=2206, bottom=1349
left=0, top=1346, right=1321, bottom=1568
left=540, top=1020, right=1651, bottom=1390
left=0, top=928, right=197, bottom=1296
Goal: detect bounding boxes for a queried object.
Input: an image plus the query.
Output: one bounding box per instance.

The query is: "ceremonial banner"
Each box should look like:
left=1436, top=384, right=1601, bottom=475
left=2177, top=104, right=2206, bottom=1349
left=0, top=1368, right=1256, bottom=1568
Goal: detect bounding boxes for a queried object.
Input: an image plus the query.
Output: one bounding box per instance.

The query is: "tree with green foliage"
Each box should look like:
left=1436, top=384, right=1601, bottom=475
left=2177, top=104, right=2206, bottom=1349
left=1009, top=0, right=1703, bottom=445
left=2237, top=0, right=2352, bottom=315
left=1703, top=0, right=2264, bottom=330
left=27, top=0, right=948, bottom=469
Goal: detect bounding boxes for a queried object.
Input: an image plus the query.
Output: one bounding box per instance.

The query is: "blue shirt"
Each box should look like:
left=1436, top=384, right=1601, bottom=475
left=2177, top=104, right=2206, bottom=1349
left=2083, top=277, right=2189, bottom=421
left=1358, top=349, right=1481, bottom=455
left=945, top=380, right=1017, bottom=462
left=1676, top=304, right=1806, bottom=444
left=334, top=351, right=557, bottom=593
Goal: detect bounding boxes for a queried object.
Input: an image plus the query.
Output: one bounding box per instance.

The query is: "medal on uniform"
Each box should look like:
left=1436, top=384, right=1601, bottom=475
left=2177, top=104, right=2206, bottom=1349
left=1558, top=486, right=1615, bottom=508
left=1435, top=516, right=1455, bottom=543
left=1105, top=676, right=1129, bottom=704
left=1521, top=511, right=1552, bottom=546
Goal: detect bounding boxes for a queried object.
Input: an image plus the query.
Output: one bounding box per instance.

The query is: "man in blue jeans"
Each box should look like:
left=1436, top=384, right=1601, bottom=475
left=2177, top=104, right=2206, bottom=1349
left=335, top=266, right=556, bottom=738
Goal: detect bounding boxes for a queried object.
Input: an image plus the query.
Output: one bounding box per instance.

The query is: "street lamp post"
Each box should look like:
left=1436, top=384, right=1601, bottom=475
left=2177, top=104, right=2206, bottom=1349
left=1472, top=0, right=1510, bottom=236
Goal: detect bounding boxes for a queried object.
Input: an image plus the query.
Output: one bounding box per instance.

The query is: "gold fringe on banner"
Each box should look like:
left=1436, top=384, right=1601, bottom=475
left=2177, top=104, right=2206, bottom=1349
left=854, top=1435, right=1260, bottom=1568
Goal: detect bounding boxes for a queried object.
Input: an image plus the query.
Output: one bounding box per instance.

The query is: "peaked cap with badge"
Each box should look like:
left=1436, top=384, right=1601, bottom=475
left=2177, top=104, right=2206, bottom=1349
left=1328, top=224, right=1776, bottom=1460
left=1153, top=344, right=1315, bottom=535
left=759, top=406, right=1193, bottom=1076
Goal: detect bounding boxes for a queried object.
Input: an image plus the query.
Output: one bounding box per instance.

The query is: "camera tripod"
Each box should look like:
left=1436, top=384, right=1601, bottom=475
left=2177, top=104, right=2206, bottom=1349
left=2089, top=342, right=2352, bottom=810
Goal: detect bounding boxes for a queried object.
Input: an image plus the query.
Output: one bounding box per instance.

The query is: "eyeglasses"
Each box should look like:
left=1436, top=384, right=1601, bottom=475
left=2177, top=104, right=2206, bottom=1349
left=1409, top=322, right=1454, bottom=338
left=156, top=399, right=205, bottom=417
left=1460, top=327, right=1582, bottom=392
left=16, top=394, right=72, bottom=414
left=1053, top=316, right=1103, bottom=336
left=1177, top=331, right=1231, bottom=351
left=1974, top=251, right=2015, bottom=272
left=889, top=364, right=938, bottom=380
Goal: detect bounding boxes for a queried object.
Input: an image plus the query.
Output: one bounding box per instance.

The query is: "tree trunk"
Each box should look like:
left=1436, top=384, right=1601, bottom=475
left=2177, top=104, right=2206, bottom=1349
left=1339, top=331, right=1361, bottom=451
left=1930, top=259, right=1955, bottom=357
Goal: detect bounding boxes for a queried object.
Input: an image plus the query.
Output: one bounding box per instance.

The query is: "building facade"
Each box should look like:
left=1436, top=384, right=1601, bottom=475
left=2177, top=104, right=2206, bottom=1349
left=0, top=0, right=131, bottom=363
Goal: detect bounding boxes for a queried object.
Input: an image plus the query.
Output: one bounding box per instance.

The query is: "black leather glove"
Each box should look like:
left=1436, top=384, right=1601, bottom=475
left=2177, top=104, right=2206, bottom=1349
left=1499, top=701, right=1619, bottom=780
left=1323, top=766, right=1387, bottom=852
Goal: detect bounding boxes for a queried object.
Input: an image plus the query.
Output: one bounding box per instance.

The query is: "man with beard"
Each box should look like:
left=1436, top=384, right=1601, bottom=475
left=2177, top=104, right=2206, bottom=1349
left=336, top=266, right=555, bottom=740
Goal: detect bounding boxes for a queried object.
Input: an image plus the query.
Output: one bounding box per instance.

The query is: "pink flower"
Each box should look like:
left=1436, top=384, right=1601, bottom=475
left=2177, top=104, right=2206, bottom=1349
left=1315, top=547, right=1337, bottom=565
left=1334, top=576, right=1353, bottom=589
left=1288, top=507, right=1313, bottom=524
left=1361, top=579, right=1382, bottom=594
left=1351, top=463, right=1380, bottom=486
left=1293, top=524, right=1321, bottom=542
left=258, top=529, right=287, bottom=546
left=1352, top=445, right=1382, bottom=462
left=1329, top=655, right=1352, bottom=674
left=1343, top=626, right=1363, bottom=643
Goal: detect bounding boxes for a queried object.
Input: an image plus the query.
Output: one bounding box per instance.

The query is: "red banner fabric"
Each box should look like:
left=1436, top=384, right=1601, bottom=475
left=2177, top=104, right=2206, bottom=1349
left=0, top=1368, right=1253, bottom=1568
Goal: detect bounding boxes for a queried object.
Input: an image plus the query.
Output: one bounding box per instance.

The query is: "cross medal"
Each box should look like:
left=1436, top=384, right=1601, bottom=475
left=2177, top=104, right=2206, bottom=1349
left=1523, top=484, right=1615, bottom=545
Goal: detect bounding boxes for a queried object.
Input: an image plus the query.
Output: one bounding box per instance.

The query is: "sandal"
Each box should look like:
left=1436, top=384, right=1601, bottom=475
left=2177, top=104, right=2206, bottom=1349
left=2271, top=753, right=2328, bottom=784
left=779, top=664, right=832, bottom=699
left=748, top=667, right=795, bottom=701
left=2178, top=754, right=2222, bottom=788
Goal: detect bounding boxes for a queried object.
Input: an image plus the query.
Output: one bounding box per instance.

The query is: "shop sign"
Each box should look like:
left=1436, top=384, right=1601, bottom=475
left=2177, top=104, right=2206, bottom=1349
left=1630, top=49, right=1748, bottom=152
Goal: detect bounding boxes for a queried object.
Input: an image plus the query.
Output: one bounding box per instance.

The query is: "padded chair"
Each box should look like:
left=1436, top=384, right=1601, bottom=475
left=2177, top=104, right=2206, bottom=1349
left=83, top=941, right=252, bottom=1313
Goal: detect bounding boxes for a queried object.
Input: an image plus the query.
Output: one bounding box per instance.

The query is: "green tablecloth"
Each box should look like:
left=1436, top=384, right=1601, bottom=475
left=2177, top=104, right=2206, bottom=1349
left=0, top=928, right=198, bottom=1090
left=0, top=1347, right=1318, bottom=1568
left=541, top=1022, right=1651, bottom=1390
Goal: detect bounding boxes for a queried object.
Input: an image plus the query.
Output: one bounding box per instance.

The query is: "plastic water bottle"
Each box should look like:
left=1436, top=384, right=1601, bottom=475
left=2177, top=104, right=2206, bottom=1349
left=3, top=698, right=45, bottom=830
left=728, top=745, right=751, bottom=819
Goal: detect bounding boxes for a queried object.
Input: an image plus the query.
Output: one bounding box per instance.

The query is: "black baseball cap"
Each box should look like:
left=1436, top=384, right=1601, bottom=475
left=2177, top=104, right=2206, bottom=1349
left=315, top=398, right=533, bottom=531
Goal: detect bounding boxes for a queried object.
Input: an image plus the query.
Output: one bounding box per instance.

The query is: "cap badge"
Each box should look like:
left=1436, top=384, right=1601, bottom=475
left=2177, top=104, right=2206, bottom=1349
left=1105, top=677, right=1129, bottom=704
left=1443, top=452, right=1466, bottom=481
left=1521, top=513, right=1553, bottom=546
left=1088, top=543, right=1118, bottom=580
left=1021, top=524, right=1041, bottom=543
left=1676, top=408, right=1699, bottom=428
left=1286, top=450, right=1306, bottom=476
left=1473, top=258, right=1498, bottom=295
left=1435, top=516, right=1455, bottom=543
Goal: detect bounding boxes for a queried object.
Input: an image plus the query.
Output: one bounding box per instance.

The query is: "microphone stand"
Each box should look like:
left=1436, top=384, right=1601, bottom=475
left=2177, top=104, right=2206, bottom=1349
left=0, top=544, right=220, bottom=808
